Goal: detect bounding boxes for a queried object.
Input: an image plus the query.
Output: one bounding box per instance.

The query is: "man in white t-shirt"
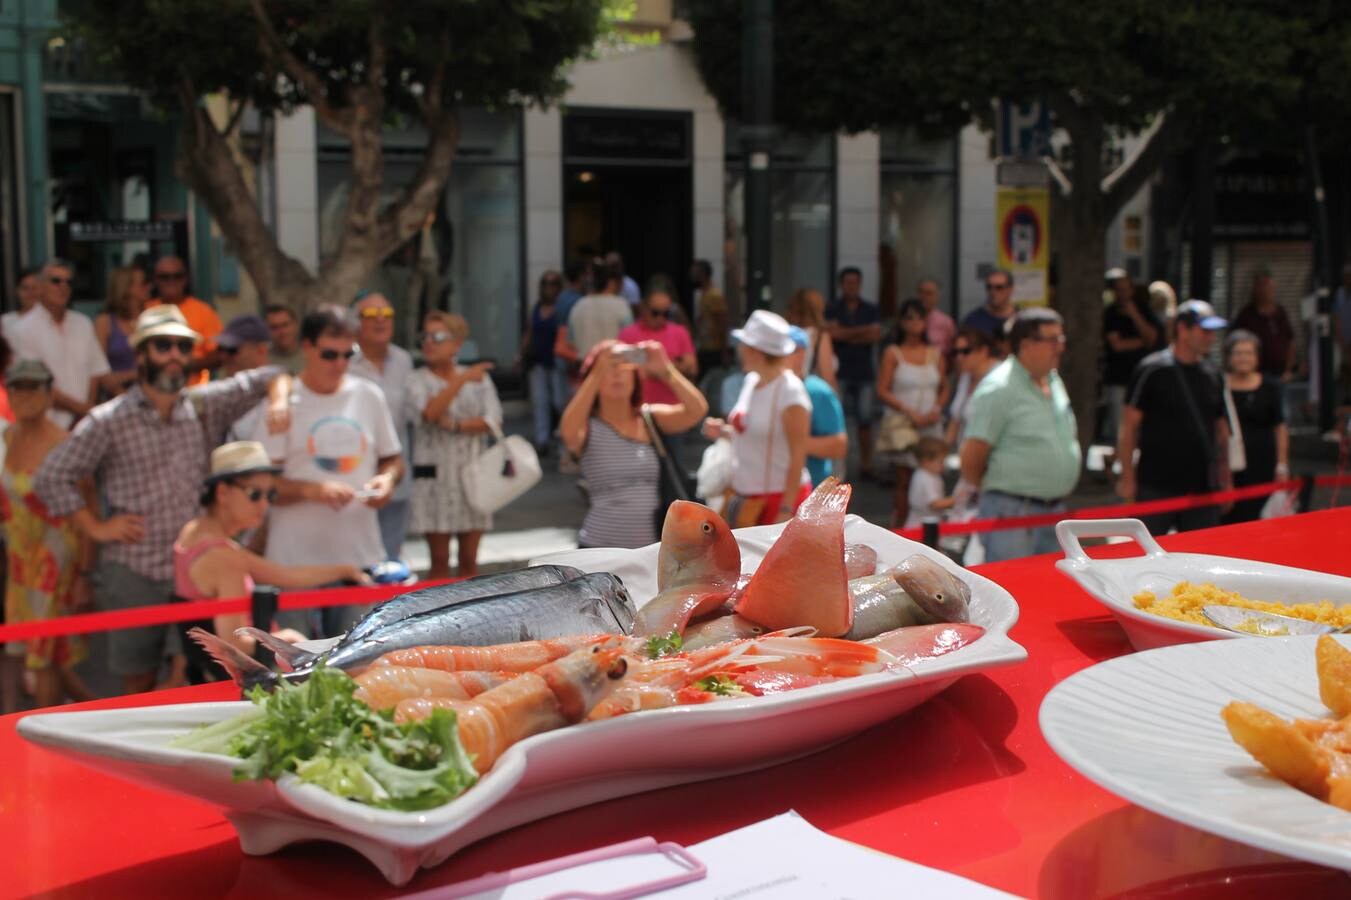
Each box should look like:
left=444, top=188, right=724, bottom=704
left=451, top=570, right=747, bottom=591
left=255, top=305, right=403, bottom=637
left=8, top=258, right=111, bottom=427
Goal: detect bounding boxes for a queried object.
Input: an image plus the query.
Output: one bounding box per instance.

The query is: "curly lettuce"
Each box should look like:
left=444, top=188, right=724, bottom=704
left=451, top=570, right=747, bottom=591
left=170, top=664, right=477, bottom=811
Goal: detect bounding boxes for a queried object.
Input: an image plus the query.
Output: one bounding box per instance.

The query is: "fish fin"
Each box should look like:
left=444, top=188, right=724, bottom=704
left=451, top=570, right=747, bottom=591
left=797, top=475, right=851, bottom=519
left=188, top=627, right=276, bottom=691
left=235, top=626, right=316, bottom=672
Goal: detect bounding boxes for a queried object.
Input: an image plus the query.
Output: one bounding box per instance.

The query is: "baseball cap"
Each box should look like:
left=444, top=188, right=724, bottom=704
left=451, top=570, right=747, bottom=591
left=787, top=325, right=810, bottom=351
left=217, top=314, right=272, bottom=349
left=1175, top=299, right=1228, bottom=330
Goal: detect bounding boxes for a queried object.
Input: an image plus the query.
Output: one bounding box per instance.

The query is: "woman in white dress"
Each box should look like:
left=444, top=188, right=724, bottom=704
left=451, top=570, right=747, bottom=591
left=876, top=298, right=950, bottom=527
left=405, top=312, right=501, bottom=579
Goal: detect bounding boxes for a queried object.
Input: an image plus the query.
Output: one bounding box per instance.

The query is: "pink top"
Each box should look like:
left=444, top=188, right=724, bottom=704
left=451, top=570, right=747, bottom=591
left=617, top=321, right=695, bottom=404
left=926, top=309, right=957, bottom=357
left=173, top=537, right=254, bottom=601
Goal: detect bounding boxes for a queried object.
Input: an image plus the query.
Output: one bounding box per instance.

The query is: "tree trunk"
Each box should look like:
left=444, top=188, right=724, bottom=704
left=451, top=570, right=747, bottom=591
left=1051, top=188, right=1108, bottom=452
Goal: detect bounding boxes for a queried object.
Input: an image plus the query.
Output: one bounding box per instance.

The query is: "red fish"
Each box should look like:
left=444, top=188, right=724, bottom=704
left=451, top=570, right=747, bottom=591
left=735, top=476, right=853, bottom=636
left=635, top=501, right=742, bottom=637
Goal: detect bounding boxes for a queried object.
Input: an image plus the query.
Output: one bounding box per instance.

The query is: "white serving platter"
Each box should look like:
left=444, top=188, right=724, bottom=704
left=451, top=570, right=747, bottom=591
left=19, top=515, right=1025, bottom=885
left=1040, top=634, right=1351, bottom=872
left=1054, top=518, right=1351, bottom=651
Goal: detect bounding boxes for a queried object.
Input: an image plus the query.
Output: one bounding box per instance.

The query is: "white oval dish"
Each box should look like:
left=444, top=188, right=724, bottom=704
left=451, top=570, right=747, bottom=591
left=1040, top=634, right=1351, bottom=871
left=1054, top=518, right=1351, bottom=651
left=19, top=516, right=1025, bottom=885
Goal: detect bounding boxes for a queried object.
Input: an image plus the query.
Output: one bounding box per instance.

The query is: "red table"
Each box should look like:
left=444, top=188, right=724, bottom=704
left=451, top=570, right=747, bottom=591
left=6, top=510, right=1351, bottom=899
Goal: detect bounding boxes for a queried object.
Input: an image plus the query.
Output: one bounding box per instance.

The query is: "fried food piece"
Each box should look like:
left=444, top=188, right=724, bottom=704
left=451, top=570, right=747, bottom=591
left=1317, top=635, right=1351, bottom=719
left=1222, top=701, right=1331, bottom=800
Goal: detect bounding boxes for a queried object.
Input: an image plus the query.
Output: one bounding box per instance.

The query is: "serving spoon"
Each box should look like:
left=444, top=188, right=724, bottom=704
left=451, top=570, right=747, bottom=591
left=1201, top=605, right=1351, bottom=637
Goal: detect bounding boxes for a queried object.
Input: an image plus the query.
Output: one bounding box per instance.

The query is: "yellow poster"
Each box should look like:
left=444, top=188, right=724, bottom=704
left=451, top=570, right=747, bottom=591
left=995, top=187, right=1050, bottom=306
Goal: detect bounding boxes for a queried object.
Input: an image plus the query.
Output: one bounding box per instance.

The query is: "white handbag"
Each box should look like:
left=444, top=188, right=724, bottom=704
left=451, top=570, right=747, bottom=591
left=460, top=419, right=542, bottom=514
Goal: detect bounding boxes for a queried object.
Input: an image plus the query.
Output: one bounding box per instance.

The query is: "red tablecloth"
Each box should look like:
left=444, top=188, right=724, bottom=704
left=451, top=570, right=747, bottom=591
left=6, top=510, right=1351, bottom=899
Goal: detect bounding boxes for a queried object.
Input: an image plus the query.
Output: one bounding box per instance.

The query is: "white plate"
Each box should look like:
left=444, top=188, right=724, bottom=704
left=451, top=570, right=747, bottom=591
left=19, top=516, right=1025, bottom=886
left=1040, top=635, right=1351, bottom=872
left=1054, top=518, right=1351, bottom=650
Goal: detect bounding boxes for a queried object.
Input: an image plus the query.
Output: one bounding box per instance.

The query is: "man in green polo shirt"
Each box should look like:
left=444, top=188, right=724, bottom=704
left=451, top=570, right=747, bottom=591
left=958, top=307, right=1081, bottom=561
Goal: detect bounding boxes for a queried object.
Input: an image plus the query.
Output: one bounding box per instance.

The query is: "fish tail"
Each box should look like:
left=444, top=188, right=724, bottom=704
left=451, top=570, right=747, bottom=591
left=235, top=626, right=317, bottom=672
left=798, top=476, right=851, bottom=518
left=188, top=627, right=277, bottom=692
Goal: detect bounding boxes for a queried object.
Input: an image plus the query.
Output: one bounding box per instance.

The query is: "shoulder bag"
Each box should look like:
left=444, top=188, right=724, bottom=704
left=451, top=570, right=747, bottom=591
left=461, top=419, right=543, bottom=514
left=1169, top=354, right=1221, bottom=489
left=1222, top=384, right=1247, bottom=473
left=640, top=404, right=694, bottom=533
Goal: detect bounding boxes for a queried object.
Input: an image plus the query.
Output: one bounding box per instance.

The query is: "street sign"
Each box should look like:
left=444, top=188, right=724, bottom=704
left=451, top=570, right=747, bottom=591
left=996, top=187, right=1050, bottom=306
left=998, top=100, right=1052, bottom=159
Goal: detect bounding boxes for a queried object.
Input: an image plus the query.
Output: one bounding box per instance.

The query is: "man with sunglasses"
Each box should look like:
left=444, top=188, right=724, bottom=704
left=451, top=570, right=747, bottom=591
left=617, top=288, right=698, bottom=405
left=349, top=292, right=414, bottom=560
left=7, top=258, right=111, bottom=427
left=254, top=304, right=403, bottom=638
left=963, top=270, right=1017, bottom=353
left=144, top=255, right=222, bottom=385
left=35, top=304, right=291, bottom=695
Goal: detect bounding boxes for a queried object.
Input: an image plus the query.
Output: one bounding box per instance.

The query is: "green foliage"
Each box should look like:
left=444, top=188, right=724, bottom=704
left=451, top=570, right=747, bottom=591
left=67, top=0, right=605, bottom=118
left=645, top=630, right=683, bottom=659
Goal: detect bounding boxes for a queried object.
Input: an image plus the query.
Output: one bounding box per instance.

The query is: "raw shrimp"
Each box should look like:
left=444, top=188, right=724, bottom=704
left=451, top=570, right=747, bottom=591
left=395, top=643, right=631, bottom=774
left=373, top=634, right=608, bottom=673
left=353, top=667, right=515, bottom=711
left=586, top=645, right=752, bottom=720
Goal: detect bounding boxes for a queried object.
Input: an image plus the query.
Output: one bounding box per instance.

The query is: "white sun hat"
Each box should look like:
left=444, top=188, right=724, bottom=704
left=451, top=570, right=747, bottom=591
left=730, top=309, right=796, bottom=357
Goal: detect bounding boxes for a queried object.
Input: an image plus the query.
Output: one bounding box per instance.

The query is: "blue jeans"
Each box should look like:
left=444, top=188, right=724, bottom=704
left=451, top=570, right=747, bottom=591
left=978, top=490, right=1065, bottom=563
left=529, top=364, right=567, bottom=447
left=378, top=498, right=411, bottom=560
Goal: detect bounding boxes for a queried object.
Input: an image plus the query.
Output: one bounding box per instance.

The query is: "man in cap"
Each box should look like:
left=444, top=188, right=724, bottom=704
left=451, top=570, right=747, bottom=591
left=1116, top=299, right=1232, bottom=534
left=35, top=304, right=291, bottom=695
left=218, top=314, right=273, bottom=376
left=7, top=258, right=111, bottom=427
left=1101, top=266, right=1161, bottom=442
left=349, top=291, right=414, bottom=560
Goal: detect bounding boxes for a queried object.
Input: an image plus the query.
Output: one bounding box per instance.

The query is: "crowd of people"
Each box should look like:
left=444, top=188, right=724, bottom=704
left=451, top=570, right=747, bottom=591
left=0, top=246, right=1317, bottom=710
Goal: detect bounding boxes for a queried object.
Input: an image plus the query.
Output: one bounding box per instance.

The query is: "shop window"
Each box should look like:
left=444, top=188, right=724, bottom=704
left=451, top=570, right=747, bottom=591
left=880, top=129, right=958, bottom=317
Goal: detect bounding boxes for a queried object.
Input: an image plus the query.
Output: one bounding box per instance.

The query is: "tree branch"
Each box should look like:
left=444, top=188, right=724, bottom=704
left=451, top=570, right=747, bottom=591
left=1043, top=154, right=1073, bottom=196
left=222, top=96, right=248, bottom=137
left=366, top=8, right=387, bottom=94
left=246, top=0, right=351, bottom=134
left=1102, top=112, right=1183, bottom=218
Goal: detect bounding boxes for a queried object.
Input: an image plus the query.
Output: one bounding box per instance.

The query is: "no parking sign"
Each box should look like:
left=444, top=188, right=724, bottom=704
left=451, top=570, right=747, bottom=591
left=996, top=187, right=1049, bottom=306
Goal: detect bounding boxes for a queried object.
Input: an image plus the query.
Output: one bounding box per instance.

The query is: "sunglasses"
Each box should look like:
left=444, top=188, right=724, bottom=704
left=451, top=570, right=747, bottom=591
left=233, top=484, right=277, bottom=503
left=47, top=276, right=72, bottom=286
left=155, top=272, right=186, bottom=281
left=318, top=347, right=356, bottom=361
left=953, top=346, right=972, bottom=356
left=986, top=282, right=1011, bottom=291
left=358, top=307, right=395, bottom=320
left=422, top=331, right=454, bottom=344
left=150, top=337, right=196, bottom=355
left=647, top=307, right=670, bottom=318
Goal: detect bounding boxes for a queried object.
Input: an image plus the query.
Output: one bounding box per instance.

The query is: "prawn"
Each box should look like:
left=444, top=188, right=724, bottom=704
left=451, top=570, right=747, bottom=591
left=353, top=667, right=515, bottom=711
left=586, top=643, right=755, bottom=720
left=373, top=634, right=609, bottom=673
left=394, top=642, right=631, bottom=774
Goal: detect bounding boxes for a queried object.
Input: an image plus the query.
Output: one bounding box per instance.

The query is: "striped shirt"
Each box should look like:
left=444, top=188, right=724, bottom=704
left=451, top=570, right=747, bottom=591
left=35, top=368, right=281, bottom=580
left=578, top=418, right=660, bottom=549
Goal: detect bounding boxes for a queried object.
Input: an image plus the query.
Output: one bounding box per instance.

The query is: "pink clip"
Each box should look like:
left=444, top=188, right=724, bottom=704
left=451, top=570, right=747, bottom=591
left=409, top=837, right=706, bottom=900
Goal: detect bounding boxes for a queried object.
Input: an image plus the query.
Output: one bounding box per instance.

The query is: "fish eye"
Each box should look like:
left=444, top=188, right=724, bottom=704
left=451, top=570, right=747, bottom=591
left=701, top=522, right=713, bottom=534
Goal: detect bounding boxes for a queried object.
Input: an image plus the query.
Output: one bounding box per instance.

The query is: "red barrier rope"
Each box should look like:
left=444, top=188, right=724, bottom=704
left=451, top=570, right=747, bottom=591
left=0, top=579, right=459, bottom=644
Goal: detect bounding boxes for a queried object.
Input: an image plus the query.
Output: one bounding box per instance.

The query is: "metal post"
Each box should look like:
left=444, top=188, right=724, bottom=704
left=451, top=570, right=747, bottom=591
left=921, top=517, right=940, bottom=549
left=742, top=0, right=773, bottom=311
left=1304, top=125, right=1335, bottom=432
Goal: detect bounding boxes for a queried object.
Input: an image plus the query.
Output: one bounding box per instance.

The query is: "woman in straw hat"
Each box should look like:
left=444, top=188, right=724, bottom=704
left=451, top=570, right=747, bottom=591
left=173, top=441, right=366, bottom=674
left=702, top=310, right=812, bottom=527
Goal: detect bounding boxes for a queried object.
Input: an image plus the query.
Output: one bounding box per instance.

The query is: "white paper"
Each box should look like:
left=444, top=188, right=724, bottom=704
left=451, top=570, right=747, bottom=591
left=437, top=811, right=1019, bottom=900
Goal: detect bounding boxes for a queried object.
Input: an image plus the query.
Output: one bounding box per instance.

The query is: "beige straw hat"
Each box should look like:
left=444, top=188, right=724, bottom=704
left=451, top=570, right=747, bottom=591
left=131, top=304, right=202, bottom=348
left=205, top=441, right=282, bottom=485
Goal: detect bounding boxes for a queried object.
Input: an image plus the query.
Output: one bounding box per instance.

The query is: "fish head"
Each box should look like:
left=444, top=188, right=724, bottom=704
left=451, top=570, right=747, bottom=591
left=539, top=640, right=632, bottom=722
left=657, top=501, right=741, bottom=591
left=889, top=555, right=971, bottom=623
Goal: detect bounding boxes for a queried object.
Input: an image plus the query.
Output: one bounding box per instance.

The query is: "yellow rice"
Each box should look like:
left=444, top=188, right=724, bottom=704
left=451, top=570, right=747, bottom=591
left=1132, top=582, right=1351, bottom=629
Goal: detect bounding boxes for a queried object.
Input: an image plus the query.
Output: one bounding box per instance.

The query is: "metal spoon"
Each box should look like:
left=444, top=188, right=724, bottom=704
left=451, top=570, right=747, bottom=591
left=1201, top=605, right=1351, bottom=637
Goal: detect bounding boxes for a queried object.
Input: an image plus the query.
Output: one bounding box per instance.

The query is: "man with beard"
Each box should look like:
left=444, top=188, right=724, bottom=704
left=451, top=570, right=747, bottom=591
left=35, top=305, right=290, bottom=695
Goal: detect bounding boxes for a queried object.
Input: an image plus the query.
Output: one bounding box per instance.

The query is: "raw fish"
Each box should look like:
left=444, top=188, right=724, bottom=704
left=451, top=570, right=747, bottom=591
left=681, top=612, right=768, bottom=650
left=842, top=574, right=929, bottom=640
left=891, top=554, right=970, bottom=623
left=844, top=544, right=878, bottom=579
left=636, top=501, right=741, bottom=636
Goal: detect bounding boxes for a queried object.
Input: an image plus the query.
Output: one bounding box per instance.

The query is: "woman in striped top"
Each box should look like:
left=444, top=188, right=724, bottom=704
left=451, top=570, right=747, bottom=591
left=559, top=339, right=707, bottom=548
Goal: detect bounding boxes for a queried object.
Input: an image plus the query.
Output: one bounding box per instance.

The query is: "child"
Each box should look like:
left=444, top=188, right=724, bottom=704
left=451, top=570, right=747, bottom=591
left=904, top=436, right=954, bottom=529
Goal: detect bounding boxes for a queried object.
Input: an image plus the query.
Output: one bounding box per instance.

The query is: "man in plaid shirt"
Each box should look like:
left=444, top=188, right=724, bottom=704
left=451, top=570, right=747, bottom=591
left=36, top=305, right=289, bottom=695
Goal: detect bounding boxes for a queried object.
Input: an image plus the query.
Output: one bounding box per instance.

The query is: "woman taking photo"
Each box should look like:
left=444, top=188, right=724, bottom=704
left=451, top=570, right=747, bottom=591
left=95, top=265, right=151, bottom=395
left=876, top=298, right=950, bottom=527
left=1222, top=330, right=1289, bottom=524
left=173, top=441, right=366, bottom=675
left=785, top=287, right=838, bottom=391
left=703, top=310, right=812, bottom=527
left=0, top=359, right=94, bottom=712
left=560, top=339, right=706, bottom=548
left=405, top=312, right=501, bottom=578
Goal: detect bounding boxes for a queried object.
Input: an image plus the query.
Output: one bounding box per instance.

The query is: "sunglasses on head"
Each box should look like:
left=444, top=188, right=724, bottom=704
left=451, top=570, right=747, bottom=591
left=422, top=331, right=454, bottom=344
left=318, top=347, right=356, bottom=362
left=358, top=306, right=395, bottom=320
left=232, top=483, right=277, bottom=503
left=156, top=271, right=186, bottom=281
left=150, top=337, right=196, bottom=355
